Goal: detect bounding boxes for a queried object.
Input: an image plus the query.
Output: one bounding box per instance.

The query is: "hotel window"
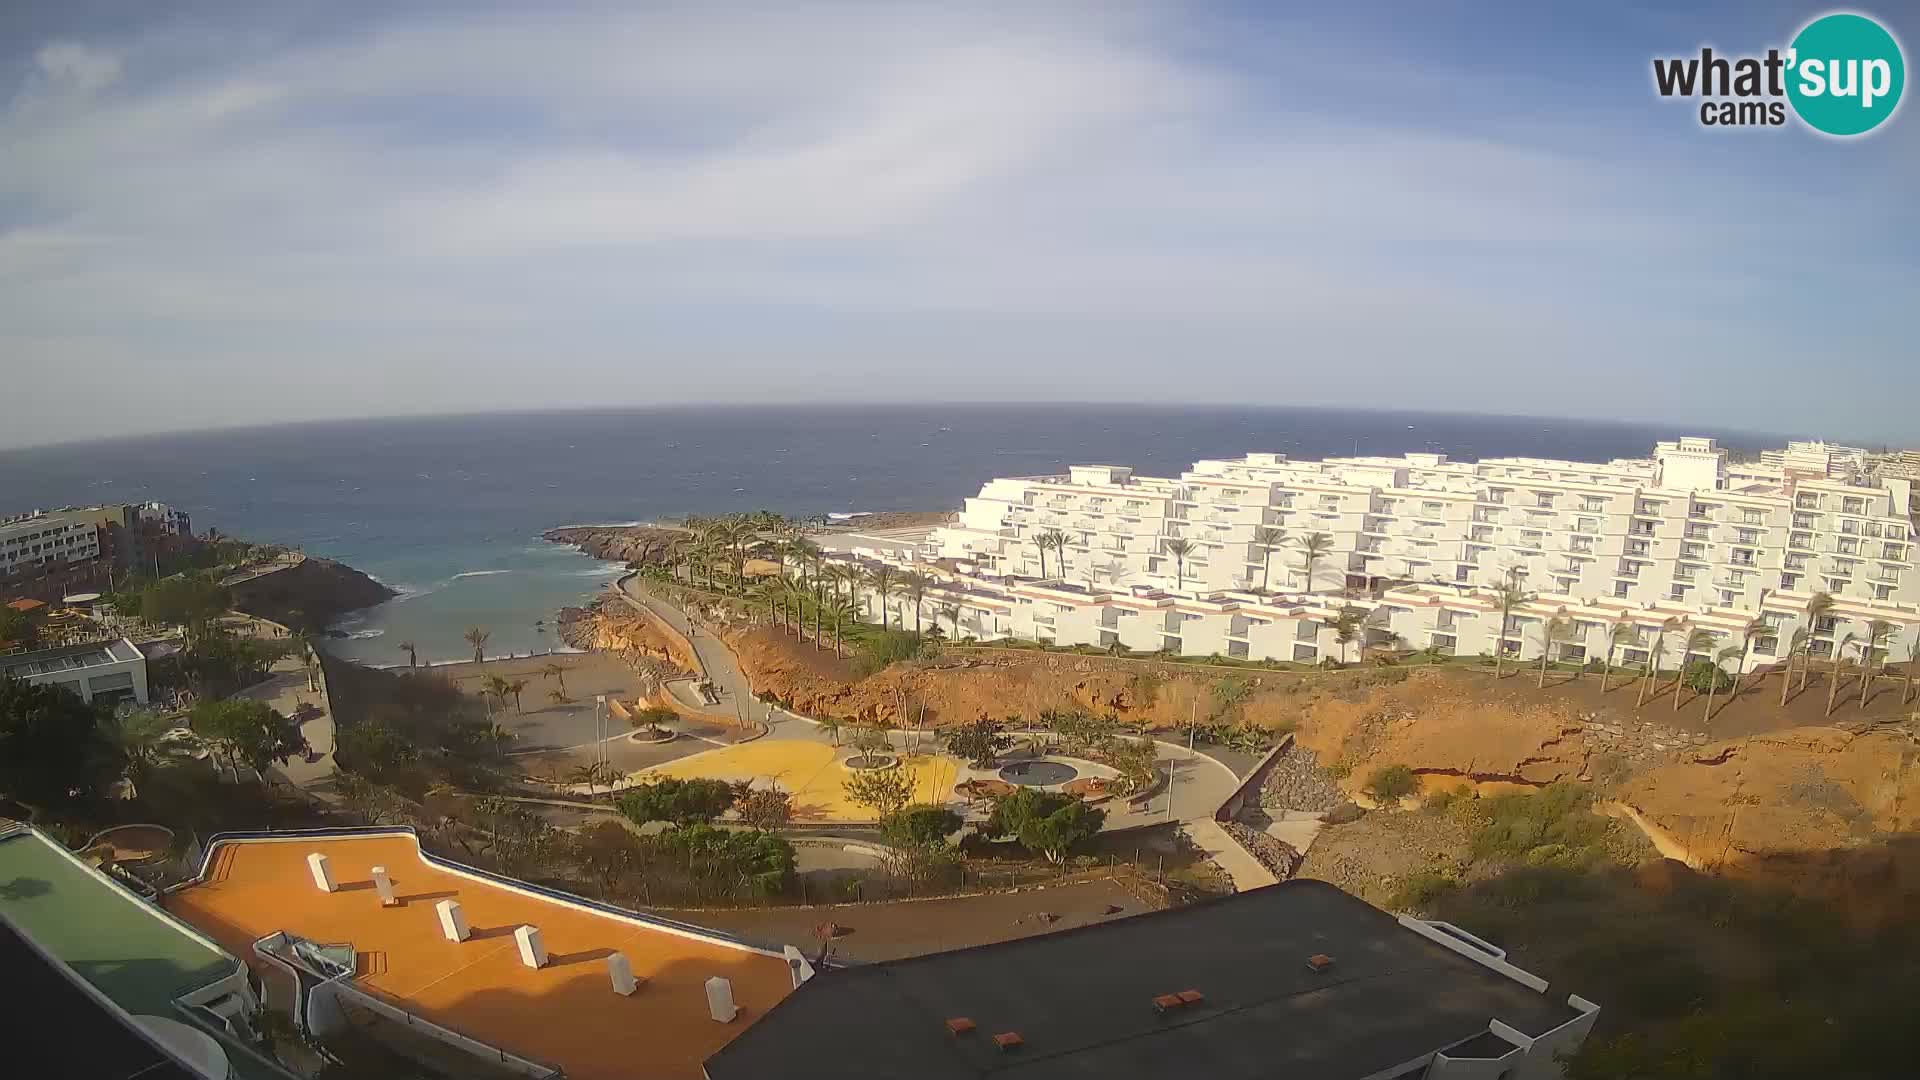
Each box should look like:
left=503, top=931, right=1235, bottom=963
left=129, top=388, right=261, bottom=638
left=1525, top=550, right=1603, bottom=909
left=1797, top=493, right=1821, bottom=509
left=1838, top=537, right=1860, bottom=554
left=1535, top=492, right=1556, bottom=508
left=1422, top=500, right=1444, bottom=514
left=1844, top=497, right=1867, bottom=515
left=1876, top=584, right=1896, bottom=600
left=1814, top=614, right=1840, bottom=633
left=1742, top=510, right=1766, bottom=524
left=1780, top=573, right=1801, bottom=590
left=1681, top=543, right=1704, bottom=560
left=1790, top=531, right=1813, bottom=549
left=1885, top=543, right=1907, bottom=560
left=1685, top=523, right=1710, bottom=539
left=1794, top=513, right=1818, bottom=529
left=1735, top=529, right=1761, bottom=545
left=1826, top=577, right=1847, bottom=592
left=1586, top=497, right=1608, bottom=512
left=1669, top=584, right=1691, bottom=601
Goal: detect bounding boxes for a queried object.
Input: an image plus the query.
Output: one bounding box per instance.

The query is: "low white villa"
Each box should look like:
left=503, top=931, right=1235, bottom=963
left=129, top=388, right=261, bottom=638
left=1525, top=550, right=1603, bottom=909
left=812, top=437, right=1920, bottom=674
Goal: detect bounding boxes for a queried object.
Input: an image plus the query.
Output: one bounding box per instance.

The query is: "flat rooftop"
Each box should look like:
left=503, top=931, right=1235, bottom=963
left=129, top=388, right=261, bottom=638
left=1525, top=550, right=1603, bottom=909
left=1, top=637, right=142, bottom=678
left=0, top=826, right=238, bottom=1019
left=2, top=917, right=201, bottom=1080
left=165, top=832, right=797, bottom=1080
left=707, top=878, right=1583, bottom=1080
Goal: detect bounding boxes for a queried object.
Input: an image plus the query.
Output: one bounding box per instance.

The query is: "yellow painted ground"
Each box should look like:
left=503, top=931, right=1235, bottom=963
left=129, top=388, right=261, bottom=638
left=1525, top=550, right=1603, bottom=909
left=631, top=739, right=962, bottom=821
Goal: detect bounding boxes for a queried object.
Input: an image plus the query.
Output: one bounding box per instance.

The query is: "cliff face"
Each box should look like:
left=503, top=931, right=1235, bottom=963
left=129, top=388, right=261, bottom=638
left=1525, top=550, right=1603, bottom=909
left=544, top=525, right=688, bottom=566
left=228, top=557, right=396, bottom=632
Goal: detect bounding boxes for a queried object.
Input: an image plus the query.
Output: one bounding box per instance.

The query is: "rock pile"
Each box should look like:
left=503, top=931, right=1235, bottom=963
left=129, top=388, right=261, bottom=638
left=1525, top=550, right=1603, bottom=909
left=1258, top=745, right=1345, bottom=813
left=1223, top=821, right=1301, bottom=879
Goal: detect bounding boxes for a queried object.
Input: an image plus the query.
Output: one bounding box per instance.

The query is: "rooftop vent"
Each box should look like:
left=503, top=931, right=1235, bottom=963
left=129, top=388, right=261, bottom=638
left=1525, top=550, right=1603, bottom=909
left=1152, top=994, right=1184, bottom=1013
left=945, top=1017, right=976, bottom=1036
left=1177, top=989, right=1205, bottom=1005
left=993, top=1032, right=1024, bottom=1052
left=1308, top=954, right=1335, bottom=973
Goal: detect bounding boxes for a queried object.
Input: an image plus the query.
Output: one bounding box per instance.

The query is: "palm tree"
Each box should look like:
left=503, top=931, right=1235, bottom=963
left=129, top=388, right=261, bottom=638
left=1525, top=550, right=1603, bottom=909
left=938, top=603, right=962, bottom=641
left=1162, top=537, right=1194, bottom=590
left=1536, top=615, right=1570, bottom=688
left=489, top=723, right=516, bottom=759
left=1726, top=615, right=1769, bottom=703
left=866, top=565, right=896, bottom=630
left=829, top=595, right=853, bottom=658
left=506, top=678, right=529, bottom=714
left=1780, top=626, right=1810, bottom=706
left=463, top=626, right=490, bottom=665
left=1489, top=578, right=1533, bottom=679
left=1677, top=628, right=1715, bottom=713
left=1030, top=533, right=1049, bottom=578
left=547, top=687, right=570, bottom=707
left=1826, top=632, right=1858, bottom=716
left=1039, top=529, right=1072, bottom=581
left=1798, top=592, right=1835, bottom=695
left=1252, top=527, right=1288, bottom=592
left=789, top=536, right=823, bottom=586
left=1599, top=619, right=1633, bottom=692
left=1294, top=531, right=1335, bottom=593
left=1705, top=645, right=1742, bottom=722
left=481, top=673, right=513, bottom=715
left=398, top=640, right=418, bottom=669
left=1638, top=617, right=1681, bottom=708
left=901, top=572, right=929, bottom=636
left=1860, top=618, right=1893, bottom=708
left=102, top=709, right=174, bottom=791
left=541, top=662, right=568, bottom=699
left=1903, top=631, right=1920, bottom=705
left=1330, top=606, right=1364, bottom=665
left=568, top=762, right=614, bottom=797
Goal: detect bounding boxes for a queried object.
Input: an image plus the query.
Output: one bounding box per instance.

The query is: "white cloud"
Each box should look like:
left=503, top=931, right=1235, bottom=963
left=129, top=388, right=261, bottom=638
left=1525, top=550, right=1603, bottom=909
left=0, top=3, right=1913, bottom=448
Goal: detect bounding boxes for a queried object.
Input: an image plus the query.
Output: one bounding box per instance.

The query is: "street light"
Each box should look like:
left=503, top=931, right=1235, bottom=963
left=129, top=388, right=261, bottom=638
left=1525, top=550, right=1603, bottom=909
left=595, top=694, right=608, bottom=767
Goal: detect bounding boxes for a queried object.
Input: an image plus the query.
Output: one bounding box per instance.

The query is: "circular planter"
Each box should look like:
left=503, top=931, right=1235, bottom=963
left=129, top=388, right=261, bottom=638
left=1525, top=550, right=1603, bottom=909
left=843, top=753, right=899, bottom=771
left=87, top=824, right=175, bottom=864
left=997, top=759, right=1080, bottom=787
left=627, top=728, right=678, bottom=744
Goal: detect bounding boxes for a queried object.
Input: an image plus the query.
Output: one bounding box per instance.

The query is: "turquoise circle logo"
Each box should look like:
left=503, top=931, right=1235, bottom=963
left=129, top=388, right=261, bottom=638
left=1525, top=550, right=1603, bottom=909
left=1787, top=12, right=1905, bottom=135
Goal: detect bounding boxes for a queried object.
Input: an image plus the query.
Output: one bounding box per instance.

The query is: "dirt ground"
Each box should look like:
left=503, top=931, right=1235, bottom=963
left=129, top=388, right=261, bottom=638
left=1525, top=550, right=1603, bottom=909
left=435, top=652, right=650, bottom=758
left=654, top=876, right=1156, bottom=962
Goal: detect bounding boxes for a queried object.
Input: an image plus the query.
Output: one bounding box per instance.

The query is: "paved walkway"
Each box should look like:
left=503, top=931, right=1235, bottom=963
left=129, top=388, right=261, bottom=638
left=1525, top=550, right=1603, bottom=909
left=1179, top=819, right=1279, bottom=892
left=227, top=613, right=337, bottom=792
left=613, top=576, right=771, bottom=733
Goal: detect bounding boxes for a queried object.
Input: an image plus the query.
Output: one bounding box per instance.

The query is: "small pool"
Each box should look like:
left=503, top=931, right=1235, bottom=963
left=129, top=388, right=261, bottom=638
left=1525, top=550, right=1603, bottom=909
left=998, top=760, right=1079, bottom=786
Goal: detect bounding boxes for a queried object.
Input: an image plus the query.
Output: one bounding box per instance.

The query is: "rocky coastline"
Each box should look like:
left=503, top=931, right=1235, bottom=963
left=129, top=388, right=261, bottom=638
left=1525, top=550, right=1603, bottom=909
left=227, top=556, right=396, bottom=633
left=543, top=524, right=688, bottom=566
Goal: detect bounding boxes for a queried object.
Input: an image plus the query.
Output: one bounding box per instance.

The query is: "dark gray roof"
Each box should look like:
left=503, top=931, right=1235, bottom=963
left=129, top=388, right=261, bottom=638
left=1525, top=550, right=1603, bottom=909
left=1, top=917, right=200, bottom=1080
left=705, top=879, right=1580, bottom=1080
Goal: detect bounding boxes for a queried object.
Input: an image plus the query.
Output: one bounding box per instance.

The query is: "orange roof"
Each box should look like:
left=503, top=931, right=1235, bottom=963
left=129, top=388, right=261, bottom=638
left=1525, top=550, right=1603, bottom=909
left=165, top=833, right=794, bottom=1080
left=5, top=598, right=45, bottom=612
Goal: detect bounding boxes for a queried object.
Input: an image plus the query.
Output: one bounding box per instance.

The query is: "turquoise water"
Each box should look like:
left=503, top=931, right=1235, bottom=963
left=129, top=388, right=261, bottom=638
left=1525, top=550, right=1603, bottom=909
left=0, top=405, right=1779, bottom=665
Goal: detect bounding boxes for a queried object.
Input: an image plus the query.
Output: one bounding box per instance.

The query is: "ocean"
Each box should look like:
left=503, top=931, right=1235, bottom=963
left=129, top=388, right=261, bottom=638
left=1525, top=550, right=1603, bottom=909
left=0, top=405, right=1780, bottom=665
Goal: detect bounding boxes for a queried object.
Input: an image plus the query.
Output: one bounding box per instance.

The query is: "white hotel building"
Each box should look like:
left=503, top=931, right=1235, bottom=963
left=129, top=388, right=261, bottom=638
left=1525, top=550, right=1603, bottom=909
left=820, top=437, right=1920, bottom=674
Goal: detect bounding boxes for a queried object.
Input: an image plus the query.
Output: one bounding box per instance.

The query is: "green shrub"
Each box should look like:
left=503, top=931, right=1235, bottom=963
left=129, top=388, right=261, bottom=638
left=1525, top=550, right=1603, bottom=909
left=1364, top=764, right=1418, bottom=801
left=881, top=804, right=964, bottom=847
left=617, top=777, right=737, bottom=826
left=1390, top=870, right=1459, bottom=911
left=1681, top=660, right=1734, bottom=694
left=856, top=629, right=926, bottom=675
left=1469, top=782, right=1610, bottom=867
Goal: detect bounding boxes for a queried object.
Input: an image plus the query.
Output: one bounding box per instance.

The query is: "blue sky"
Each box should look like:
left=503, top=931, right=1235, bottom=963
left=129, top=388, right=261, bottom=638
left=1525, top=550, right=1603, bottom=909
left=2, top=2, right=1913, bottom=449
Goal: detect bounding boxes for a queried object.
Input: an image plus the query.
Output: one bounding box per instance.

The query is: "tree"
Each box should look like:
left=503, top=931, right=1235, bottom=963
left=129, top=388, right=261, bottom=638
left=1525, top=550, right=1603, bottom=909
left=480, top=674, right=513, bottom=715
left=945, top=717, right=1013, bottom=768
left=1294, top=531, right=1334, bottom=592
left=1903, top=632, right=1920, bottom=705
left=1799, top=592, right=1835, bottom=695
left=736, top=787, right=794, bottom=832
left=463, top=626, right=490, bottom=664
left=335, top=719, right=416, bottom=780
left=817, top=714, right=843, bottom=746
left=1826, top=632, right=1858, bottom=717
left=1031, top=533, right=1049, bottom=578
left=505, top=678, right=529, bottom=714
left=541, top=662, right=568, bottom=699
left=851, top=717, right=894, bottom=765
left=843, top=766, right=914, bottom=820
left=100, top=708, right=174, bottom=790
left=141, top=576, right=229, bottom=641
left=1704, top=646, right=1742, bottom=721
left=900, top=572, right=929, bottom=636
left=1331, top=605, right=1366, bottom=665
left=629, top=703, right=678, bottom=734
left=1162, top=537, right=1194, bottom=590
left=1490, top=578, right=1534, bottom=679
left=0, top=675, right=106, bottom=804
left=1536, top=615, right=1570, bottom=688
left=1039, top=529, right=1071, bottom=581
left=1860, top=619, right=1893, bottom=708
left=982, top=788, right=1105, bottom=864
left=938, top=603, right=962, bottom=642
left=881, top=803, right=963, bottom=847
left=1600, top=619, right=1633, bottom=692
left=1781, top=626, right=1810, bottom=706
left=397, top=640, right=418, bottom=670
left=1252, top=527, right=1288, bottom=592
left=568, top=761, right=617, bottom=797
left=663, top=824, right=795, bottom=897
left=1677, top=629, right=1715, bottom=713
left=618, top=777, right=737, bottom=826
left=1365, top=764, right=1418, bottom=802
left=866, top=565, right=896, bottom=629
left=1639, top=617, right=1681, bottom=708
left=190, top=699, right=307, bottom=781
left=0, top=607, right=32, bottom=649
left=1726, top=614, right=1769, bottom=704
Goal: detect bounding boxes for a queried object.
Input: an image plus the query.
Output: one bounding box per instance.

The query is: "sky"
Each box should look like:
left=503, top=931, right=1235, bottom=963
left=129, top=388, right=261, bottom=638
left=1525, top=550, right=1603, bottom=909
left=2, top=1, right=1914, bottom=450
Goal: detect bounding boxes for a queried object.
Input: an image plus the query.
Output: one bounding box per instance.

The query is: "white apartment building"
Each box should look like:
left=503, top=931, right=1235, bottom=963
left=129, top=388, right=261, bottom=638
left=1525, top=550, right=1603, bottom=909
left=0, top=510, right=102, bottom=577
left=815, top=437, right=1920, bottom=675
